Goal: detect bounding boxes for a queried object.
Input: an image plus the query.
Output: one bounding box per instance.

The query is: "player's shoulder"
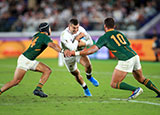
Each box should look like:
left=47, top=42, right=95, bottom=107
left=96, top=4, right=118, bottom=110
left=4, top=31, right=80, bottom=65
left=60, top=28, right=71, bottom=39
left=79, top=26, right=86, bottom=32
left=113, top=30, right=123, bottom=34
left=99, top=33, right=106, bottom=39
left=61, top=27, right=70, bottom=35
left=79, top=26, right=85, bottom=30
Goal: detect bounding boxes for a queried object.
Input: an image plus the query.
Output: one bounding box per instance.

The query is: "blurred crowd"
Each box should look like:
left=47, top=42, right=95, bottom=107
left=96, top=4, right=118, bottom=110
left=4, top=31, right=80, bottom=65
left=0, top=0, right=159, bottom=32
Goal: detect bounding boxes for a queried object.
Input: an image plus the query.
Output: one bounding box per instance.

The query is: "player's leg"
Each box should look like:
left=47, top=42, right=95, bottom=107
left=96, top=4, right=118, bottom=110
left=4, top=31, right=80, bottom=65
left=112, top=57, right=140, bottom=91
left=113, top=56, right=144, bottom=99
left=0, top=68, right=26, bottom=95
left=35, top=62, right=52, bottom=86
left=65, top=57, right=92, bottom=96
left=33, top=62, right=52, bottom=98
left=64, top=57, right=91, bottom=96
left=111, top=69, right=137, bottom=91
left=133, top=55, right=160, bottom=97
left=71, top=69, right=92, bottom=96
left=133, top=69, right=160, bottom=97
left=79, top=56, right=99, bottom=87
left=111, top=69, right=143, bottom=99
left=71, top=69, right=85, bottom=87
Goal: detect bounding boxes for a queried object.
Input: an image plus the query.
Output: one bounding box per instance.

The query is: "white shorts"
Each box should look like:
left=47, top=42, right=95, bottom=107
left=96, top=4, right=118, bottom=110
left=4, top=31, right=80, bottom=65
left=63, top=55, right=83, bottom=72
left=16, top=54, right=39, bottom=71
left=115, top=55, right=141, bottom=73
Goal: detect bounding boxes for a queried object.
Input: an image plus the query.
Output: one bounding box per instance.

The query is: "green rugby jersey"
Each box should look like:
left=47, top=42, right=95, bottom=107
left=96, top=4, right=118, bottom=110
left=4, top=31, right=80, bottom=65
left=23, top=32, right=53, bottom=60
left=95, top=29, right=137, bottom=60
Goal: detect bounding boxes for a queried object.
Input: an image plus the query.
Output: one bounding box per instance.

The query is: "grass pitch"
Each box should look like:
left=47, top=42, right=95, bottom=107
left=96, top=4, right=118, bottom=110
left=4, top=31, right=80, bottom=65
left=0, top=58, right=160, bottom=115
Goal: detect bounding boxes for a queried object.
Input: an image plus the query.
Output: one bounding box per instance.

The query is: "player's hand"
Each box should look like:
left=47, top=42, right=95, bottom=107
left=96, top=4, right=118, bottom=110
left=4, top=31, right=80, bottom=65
left=64, top=49, right=72, bottom=57
left=75, top=32, right=85, bottom=41
left=70, top=51, right=76, bottom=56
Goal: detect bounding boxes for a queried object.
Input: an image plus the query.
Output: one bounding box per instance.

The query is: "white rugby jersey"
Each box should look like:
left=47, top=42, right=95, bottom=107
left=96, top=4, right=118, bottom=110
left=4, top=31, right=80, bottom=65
left=60, top=26, right=93, bottom=51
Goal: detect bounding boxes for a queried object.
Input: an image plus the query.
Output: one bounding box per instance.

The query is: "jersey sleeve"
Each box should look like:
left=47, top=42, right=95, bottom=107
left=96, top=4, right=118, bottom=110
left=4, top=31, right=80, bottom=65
left=43, top=36, right=53, bottom=45
left=60, top=31, right=78, bottom=51
left=95, top=35, right=107, bottom=49
left=84, top=33, right=93, bottom=46
left=79, top=26, right=93, bottom=46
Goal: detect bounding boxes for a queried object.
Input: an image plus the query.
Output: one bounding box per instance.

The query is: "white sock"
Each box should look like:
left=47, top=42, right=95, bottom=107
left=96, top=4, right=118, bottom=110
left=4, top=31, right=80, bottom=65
left=82, top=82, right=86, bottom=87
left=86, top=73, right=91, bottom=76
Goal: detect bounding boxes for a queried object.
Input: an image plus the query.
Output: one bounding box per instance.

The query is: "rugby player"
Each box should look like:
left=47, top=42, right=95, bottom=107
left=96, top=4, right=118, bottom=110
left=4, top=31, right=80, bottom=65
left=60, top=18, right=99, bottom=96
left=68, top=18, right=160, bottom=99
left=0, top=22, right=69, bottom=98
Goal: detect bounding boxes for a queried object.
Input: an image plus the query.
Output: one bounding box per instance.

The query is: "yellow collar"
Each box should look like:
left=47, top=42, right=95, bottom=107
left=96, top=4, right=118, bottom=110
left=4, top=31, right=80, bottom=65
left=106, top=29, right=114, bottom=32
left=40, top=32, right=46, bottom=34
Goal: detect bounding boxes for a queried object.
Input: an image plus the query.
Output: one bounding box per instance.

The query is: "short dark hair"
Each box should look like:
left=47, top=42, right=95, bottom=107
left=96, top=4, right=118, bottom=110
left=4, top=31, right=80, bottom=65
left=104, top=18, right=115, bottom=29
left=69, top=18, right=79, bottom=25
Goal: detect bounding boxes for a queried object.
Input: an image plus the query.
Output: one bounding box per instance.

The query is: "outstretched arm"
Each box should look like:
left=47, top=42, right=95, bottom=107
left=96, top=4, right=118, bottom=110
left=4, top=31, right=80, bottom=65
left=48, top=42, right=71, bottom=57
left=71, top=45, right=99, bottom=56
left=48, top=42, right=62, bottom=52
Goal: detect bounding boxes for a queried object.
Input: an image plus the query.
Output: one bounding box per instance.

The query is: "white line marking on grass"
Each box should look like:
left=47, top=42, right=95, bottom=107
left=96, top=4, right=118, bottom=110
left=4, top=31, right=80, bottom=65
left=129, top=100, right=160, bottom=106
left=110, top=98, right=128, bottom=101
left=111, top=98, right=160, bottom=106
left=74, top=101, right=111, bottom=104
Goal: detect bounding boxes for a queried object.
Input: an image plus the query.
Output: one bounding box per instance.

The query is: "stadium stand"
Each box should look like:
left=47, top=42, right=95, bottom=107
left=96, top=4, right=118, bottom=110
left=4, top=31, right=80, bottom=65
left=0, top=0, right=159, bottom=32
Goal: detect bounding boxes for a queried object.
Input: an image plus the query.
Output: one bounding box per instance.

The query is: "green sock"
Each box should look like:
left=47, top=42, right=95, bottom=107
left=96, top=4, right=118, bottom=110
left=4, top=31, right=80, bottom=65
left=116, top=82, right=137, bottom=91
left=35, top=83, right=43, bottom=90
left=143, top=79, right=160, bottom=95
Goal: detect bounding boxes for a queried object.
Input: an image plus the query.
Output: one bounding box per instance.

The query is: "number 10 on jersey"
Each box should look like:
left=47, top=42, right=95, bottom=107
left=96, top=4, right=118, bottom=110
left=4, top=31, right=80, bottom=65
left=111, top=34, right=126, bottom=46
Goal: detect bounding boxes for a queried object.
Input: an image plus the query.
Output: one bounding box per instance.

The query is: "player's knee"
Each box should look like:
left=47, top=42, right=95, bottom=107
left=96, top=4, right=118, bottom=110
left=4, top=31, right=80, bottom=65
left=48, top=68, right=52, bottom=74
left=110, top=82, right=116, bottom=89
left=45, top=68, right=52, bottom=75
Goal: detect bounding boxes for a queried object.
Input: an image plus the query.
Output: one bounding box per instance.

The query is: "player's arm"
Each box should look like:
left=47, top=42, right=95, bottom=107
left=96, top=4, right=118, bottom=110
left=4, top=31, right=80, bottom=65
left=60, top=32, right=85, bottom=51
left=48, top=42, right=62, bottom=52
left=48, top=42, right=71, bottom=56
left=80, top=27, right=93, bottom=47
left=78, top=35, right=93, bottom=47
left=69, top=35, right=106, bottom=56
left=84, top=33, right=93, bottom=46
left=71, top=45, right=99, bottom=56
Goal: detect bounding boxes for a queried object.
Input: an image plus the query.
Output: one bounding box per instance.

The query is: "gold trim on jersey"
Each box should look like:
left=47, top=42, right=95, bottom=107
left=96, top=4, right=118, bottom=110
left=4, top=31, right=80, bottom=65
left=35, top=49, right=41, bottom=51
left=111, top=50, right=117, bottom=52
left=124, top=46, right=136, bottom=55
left=106, top=29, right=114, bottom=32
left=40, top=32, right=46, bottom=34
